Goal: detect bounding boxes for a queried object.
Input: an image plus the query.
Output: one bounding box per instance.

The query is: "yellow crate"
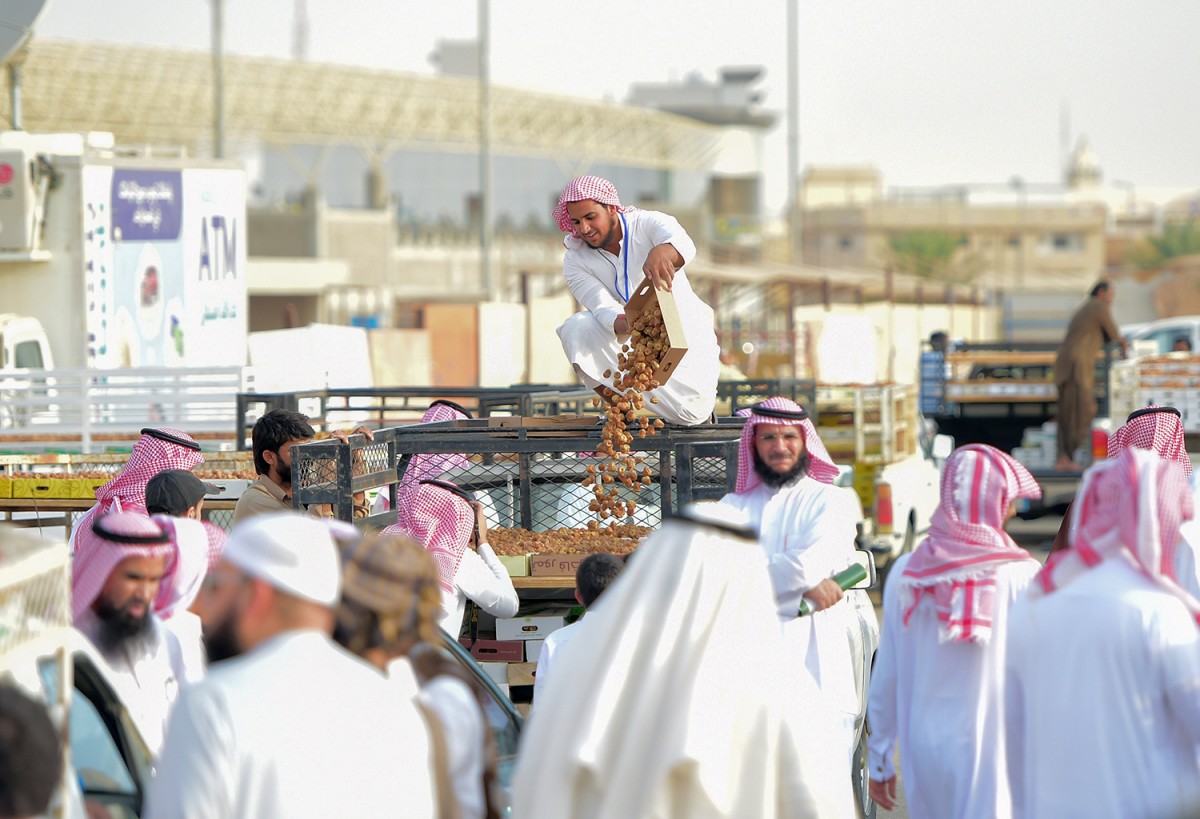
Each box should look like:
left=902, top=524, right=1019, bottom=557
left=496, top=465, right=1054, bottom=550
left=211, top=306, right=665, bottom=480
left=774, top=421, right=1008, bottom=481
left=0, top=477, right=11, bottom=499
left=12, top=477, right=75, bottom=499
left=71, top=478, right=110, bottom=500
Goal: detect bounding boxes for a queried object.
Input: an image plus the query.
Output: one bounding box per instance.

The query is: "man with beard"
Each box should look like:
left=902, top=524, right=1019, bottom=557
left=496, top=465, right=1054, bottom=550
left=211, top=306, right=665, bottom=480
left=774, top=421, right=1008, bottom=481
left=721, top=396, right=862, bottom=779
left=71, top=511, right=200, bottom=757
left=146, top=513, right=437, bottom=819
left=233, top=409, right=374, bottom=523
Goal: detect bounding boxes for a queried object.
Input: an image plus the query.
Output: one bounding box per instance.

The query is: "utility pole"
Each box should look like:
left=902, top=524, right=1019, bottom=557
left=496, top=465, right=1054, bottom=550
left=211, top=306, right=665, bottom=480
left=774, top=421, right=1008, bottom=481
left=787, top=0, right=800, bottom=264
left=212, top=0, right=226, bottom=159
left=478, top=0, right=493, bottom=300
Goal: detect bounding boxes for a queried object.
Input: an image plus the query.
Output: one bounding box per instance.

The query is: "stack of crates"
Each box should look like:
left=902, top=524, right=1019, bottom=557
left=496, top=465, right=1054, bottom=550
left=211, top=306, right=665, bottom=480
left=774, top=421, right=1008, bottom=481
left=919, top=350, right=955, bottom=416
left=816, top=384, right=918, bottom=468
left=1110, top=353, right=1200, bottom=431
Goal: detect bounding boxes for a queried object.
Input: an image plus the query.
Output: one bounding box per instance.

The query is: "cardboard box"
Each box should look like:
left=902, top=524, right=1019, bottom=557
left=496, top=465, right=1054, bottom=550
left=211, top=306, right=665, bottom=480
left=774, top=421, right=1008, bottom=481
left=623, top=280, right=688, bottom=386
left=507, top=662, right=538, bottom=687
left=498, top=554, right=530, bottom=577
left=479, top=662, right=508, bottom=686
left=459, top=638, right=525, bottom=663
left=496, top=607, right=572, bottom=641
left=524, top=639, right=545, bottom=663
left=204, top=479, right=253, bottom=500
left=530, top=553, right=586, bottom=578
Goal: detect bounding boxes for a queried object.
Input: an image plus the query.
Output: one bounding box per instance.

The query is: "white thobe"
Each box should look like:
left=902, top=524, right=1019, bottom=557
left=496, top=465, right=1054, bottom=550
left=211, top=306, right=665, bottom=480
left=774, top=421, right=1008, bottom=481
left=145, top=630, right=437, bottom=819
left=722, top=478, right=861, bottom=718
left=868, top=553, right=1040, bottom=819
left=557, top=208, right=720, bottom=426
left=77, top=610, right=199, bottom=757
left=439, top=542, right=519, bottom=638
left=421, top=676, right=487, bottom=819
left=1005, top=556, right=1200, bottom=819
left=533, top=617, right=583, bottom=706
left=1176, top=478, right=1200, bottom=599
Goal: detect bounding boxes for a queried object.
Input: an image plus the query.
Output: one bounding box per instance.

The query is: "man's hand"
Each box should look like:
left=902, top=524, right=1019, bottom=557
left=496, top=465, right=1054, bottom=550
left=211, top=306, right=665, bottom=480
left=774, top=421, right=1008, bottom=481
left=642, top=243, right=682, bottom=292
left=329, top=425, right=375, bottom=445
left=613, top=314, right=630, bottom=337
left=472, top=501, right=489, bottom=549
left=802, top=578, right=844, bottom=612
left=869, top=776, right=898, bottom=811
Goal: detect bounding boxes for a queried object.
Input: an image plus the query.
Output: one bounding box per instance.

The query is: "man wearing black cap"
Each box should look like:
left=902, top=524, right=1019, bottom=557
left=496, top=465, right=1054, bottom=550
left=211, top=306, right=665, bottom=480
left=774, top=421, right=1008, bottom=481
left=145, top=469, right=220, bottom=519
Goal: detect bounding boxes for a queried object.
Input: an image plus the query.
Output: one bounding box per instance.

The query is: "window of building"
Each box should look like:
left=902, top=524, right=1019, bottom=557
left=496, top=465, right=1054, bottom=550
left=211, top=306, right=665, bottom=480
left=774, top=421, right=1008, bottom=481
left=1039, top=232, right=1084, bottom=253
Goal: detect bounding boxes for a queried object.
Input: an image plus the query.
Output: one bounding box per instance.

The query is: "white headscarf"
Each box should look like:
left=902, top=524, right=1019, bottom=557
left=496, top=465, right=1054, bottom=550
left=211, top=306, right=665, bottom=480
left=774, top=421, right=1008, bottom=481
left=512, top=503, right=839, bottom=819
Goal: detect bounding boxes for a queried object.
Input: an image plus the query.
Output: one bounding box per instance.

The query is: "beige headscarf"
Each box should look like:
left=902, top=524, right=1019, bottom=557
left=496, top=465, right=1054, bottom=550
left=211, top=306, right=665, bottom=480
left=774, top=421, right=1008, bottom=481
left=512, top=503, right=843, bottom=819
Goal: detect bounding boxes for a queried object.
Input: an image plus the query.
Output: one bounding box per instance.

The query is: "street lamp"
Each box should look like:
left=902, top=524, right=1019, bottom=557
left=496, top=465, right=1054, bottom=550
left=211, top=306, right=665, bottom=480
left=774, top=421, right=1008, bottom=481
left=1010, top=175, right=1026, bottom=290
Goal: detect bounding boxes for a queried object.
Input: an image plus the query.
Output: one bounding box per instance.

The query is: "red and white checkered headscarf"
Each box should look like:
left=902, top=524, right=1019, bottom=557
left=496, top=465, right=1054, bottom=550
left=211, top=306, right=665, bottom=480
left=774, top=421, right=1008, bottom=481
left=553, top=176, right=631, bottom=238
left=74, top=428, right=205, bottom=551
left=733, top=397, right=839, bottom=493
left=1036, top=447, right=1200, bottom=626
left=383, top=481, right=474, bottom=593
left=72, top=511, right=175, bottom=622
left=1108, top=406, right=1192, bottom=476
left=152, top=515, right=227, bottom=620
left=394, top=402, right=472, bottom=521
left=899, top=444, right=1042, bottom=643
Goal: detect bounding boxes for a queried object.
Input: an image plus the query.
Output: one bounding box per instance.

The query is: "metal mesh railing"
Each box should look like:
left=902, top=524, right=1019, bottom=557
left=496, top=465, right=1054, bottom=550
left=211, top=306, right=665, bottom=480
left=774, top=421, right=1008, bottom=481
left=0, top=527, right=71, bottom=663
left=290, top=420, right=746, bottom=530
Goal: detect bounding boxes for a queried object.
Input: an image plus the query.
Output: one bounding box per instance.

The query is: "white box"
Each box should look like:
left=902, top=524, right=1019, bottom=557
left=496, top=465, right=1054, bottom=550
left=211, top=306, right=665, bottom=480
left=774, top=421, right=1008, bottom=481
left=479, top=662, right=508, bottom=686
left=206, top=478, right=252, bottom=500
left=497, top=608, right=572, bottom=642
left=525, top=639, right=545, bottom=663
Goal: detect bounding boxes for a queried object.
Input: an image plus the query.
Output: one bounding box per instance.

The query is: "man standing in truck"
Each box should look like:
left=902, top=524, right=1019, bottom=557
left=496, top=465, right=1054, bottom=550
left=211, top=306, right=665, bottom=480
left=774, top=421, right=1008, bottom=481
left=553, top=176, right=720, bottom=425
left=1053, top=281, right=1128, bottom=471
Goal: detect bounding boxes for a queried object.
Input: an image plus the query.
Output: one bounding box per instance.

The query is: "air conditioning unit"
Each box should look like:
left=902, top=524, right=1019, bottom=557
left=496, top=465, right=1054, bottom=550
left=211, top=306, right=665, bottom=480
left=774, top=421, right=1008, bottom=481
left=0, top=149, right=37, bottom=253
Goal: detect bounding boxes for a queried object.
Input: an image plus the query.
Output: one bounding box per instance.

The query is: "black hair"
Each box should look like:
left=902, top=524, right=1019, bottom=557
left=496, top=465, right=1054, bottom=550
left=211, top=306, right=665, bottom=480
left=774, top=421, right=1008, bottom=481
left=576, top=552, right=625, bottom=607
left=1089, top=280, right=1111, bottom=298
left=251, top=409, right=315, bottom=476
left=0, top=684, right=62, bottom=818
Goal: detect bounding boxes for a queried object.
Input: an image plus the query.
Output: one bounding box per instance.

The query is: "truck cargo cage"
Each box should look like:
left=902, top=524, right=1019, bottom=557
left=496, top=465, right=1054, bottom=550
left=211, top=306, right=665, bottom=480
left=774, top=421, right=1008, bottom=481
left=290, top=418, right=747, bottom=530
left=236, top=379, right=814, bottom=450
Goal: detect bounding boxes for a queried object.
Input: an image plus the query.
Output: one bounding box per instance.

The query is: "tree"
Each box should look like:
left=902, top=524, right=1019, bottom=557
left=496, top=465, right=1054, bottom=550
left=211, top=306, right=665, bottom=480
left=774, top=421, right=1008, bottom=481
left=881, top=231, right=982, bottom=283
left=1126, top=222, right=1200, bottom=270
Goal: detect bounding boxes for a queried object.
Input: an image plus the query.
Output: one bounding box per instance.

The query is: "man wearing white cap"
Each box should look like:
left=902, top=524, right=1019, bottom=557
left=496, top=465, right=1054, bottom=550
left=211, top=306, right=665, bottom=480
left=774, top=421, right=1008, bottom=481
left=720, top=397, right=862, bottom=775
left=145, top=513, right=438, bottom=819
left=1006, top=448, right=1200, bottom=818
left=553, top=176, right=720, bottom=425
left=71, top=511, right=200, bottom=757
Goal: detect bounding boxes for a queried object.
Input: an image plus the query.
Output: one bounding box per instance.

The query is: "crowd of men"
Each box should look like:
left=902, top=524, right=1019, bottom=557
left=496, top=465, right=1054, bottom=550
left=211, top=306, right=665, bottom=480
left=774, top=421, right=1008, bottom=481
left=2, top=176, right=1198, bottom=818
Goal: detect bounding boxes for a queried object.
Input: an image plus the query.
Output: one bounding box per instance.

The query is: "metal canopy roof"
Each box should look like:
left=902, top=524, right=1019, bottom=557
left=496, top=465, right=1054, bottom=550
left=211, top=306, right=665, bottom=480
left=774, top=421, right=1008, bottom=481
left=6, top=39, right=721, bottom=170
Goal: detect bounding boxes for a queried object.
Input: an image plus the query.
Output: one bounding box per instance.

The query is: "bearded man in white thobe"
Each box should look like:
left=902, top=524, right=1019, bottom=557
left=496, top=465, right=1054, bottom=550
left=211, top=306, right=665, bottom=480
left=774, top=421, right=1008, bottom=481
left=867, top=444, right=1042, bottom=817
left=1006, top=448, right=1200, bottom=819
left=71, top=511, right=202, bottom=757
left=145, top=513, right=438, bottom=819
left=720, top=397, right=862, bottom=775
left=553, top=175, right=720, bottom=426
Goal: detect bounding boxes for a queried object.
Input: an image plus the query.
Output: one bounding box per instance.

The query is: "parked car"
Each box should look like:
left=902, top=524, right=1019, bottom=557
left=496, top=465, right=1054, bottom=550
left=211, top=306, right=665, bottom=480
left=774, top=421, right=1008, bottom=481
left=1122, top=315, right=1200, bottom=354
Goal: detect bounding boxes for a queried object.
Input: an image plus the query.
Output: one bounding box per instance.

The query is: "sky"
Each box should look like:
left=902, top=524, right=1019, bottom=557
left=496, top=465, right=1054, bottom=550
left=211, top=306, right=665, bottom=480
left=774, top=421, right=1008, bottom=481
left=30, top=0, right=1200, bottom=215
